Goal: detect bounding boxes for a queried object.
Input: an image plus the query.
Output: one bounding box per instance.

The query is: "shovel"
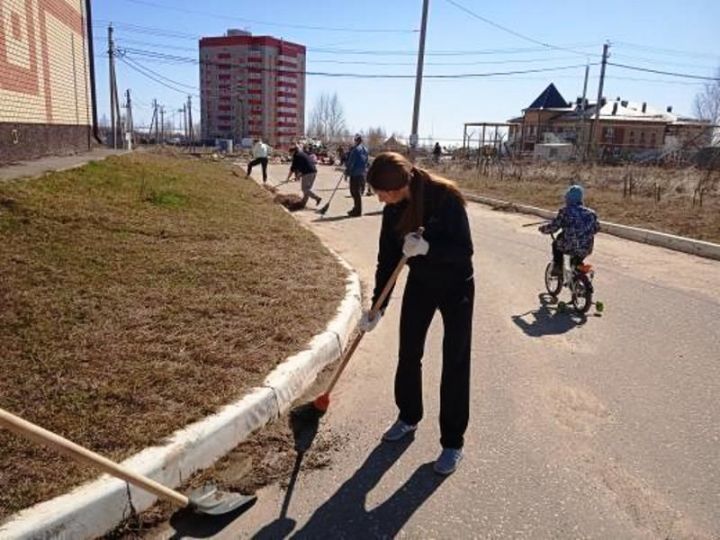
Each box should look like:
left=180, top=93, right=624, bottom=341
left=0, top=407, right=256, bottom=516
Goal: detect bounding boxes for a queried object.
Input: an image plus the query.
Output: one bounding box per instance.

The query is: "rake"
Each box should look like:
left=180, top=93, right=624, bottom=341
left=317, top=172, right=347, bottom=216
left=289, top=254, right=409, bottom=448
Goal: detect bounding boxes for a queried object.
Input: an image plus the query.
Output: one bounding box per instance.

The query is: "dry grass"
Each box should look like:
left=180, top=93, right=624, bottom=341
left=0, top=152, right=346, bottom=519
left=435, top=161, right=720, bottom=244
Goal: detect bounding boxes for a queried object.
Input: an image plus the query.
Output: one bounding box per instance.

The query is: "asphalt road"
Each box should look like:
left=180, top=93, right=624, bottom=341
left=152, top=163, right=720, bottom=539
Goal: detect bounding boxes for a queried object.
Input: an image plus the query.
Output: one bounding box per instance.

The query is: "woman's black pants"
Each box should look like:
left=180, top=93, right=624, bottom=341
left=395, top=271, right=474, bottom=449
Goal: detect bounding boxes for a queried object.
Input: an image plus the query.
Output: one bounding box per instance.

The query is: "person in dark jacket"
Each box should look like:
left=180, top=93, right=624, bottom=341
left=345, top=134, right=369, bottom=217
left=286, top=145, right=321, bottom=208
left=359, top=151, right=474, bottom=475
left=432, top=142, right=442, bottom=163
left=539, top=184, right=599, bottom=275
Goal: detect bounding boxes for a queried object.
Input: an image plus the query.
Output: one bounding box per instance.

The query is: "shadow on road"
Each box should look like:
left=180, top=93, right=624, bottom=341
left=512, top=293, right=587, bottom=337
left=312, top=210, right=383, bottom=223
left=252, top=437, right=447, bottom=539
left=250, top=452, right=305, bottom=540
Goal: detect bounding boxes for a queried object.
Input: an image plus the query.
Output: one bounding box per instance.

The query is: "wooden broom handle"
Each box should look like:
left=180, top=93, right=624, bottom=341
left=0, top=407, right=190, bottom=507
left=324, top=254, right=409, bottom=396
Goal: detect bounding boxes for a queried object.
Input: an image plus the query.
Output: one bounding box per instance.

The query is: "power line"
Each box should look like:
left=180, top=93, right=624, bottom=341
left=310, top=55, right=593, bottom=67
left=608, top=62, right=720, bottom=81
left=444, top=0, right=591, bottom=57
left=308, top=44, right=599, bottom=57
left=611, top=53, right=720, bottom=72
left=122, top=55, right=199, bottom=90
left=93, top=36, right=197, bottom=53
left=96, top=21, right=599, bottom=57
left=96, top=35, right=597, bottom=66
left=605, top=75, right=706, bottom=87
left=122, top=46, right=595, bottom=79
left=118, top=56, right=190, bottom=94
left=613, top=40, right=720, bottom=61
left=94, top=20, right=198, bottom=40
left=115, top=0, right=418, bottom=34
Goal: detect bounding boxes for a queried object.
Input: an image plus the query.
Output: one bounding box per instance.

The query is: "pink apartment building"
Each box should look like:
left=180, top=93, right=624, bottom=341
left=199, top=29, right=305, bottom=147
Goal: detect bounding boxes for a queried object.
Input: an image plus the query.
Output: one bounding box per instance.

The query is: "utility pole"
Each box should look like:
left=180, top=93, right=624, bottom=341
left=179, top=104, right=187, bottom=142
left=409, top=0, right=430, bottom=161
left=153, top=100, right=159, bottom=143
left=149, top=99, right=157, bottom=143
left=125, top=89, right=133, bottom=150
left=578, top=63, right=589, bottom=160
left=587, top=42, right=610, bottom=161
left=108, top=24, right=119, bottom=149
left=160, top=106, right=165, bottom=144
left=187, top=95, right=194, bottom=149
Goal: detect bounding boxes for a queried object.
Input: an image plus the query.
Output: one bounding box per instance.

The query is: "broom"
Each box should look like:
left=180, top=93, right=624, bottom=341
left=316, top=172, right=347, bottom=217
left=290, top=254, right=409, bottom=450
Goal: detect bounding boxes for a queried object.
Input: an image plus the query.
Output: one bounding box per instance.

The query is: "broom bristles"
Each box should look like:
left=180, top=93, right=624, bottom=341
left=313, top=393, right=330, bottom=411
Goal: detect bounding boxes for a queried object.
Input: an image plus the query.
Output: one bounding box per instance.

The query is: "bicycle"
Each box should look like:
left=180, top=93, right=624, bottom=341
left=539, top=229, right=603, bottom=314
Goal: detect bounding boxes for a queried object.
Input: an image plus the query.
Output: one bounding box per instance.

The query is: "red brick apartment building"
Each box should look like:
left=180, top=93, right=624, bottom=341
left=199, top=29, right=305, bottom=147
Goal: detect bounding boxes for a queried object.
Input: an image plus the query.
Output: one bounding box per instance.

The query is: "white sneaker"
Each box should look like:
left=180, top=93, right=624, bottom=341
left=382, top=419, right=417, bottom=442
left=434, top=448, right=463, bottom=475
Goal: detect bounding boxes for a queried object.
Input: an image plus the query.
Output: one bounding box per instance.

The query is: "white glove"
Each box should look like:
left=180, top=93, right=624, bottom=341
left=359, top=310, right=382, bottom=333
left=402, top=231, right=429, bottom=258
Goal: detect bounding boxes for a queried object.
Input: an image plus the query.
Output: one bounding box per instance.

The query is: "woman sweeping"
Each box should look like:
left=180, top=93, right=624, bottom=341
left=359, top=152, right=474, bottom=475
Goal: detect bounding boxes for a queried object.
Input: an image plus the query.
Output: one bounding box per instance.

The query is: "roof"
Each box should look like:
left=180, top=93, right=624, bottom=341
left=382, top=135, right=407, bottom=148
left=508, top=85, right=714, bottom=127
left=527, top=83, right=571, bottom=110
left=560, top=99, right=674, bottom=124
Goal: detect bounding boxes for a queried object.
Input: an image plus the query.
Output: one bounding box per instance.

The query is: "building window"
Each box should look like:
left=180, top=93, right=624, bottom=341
left=650, top=132, right=657, bottom=146
left=640, top=131, right=646, bottom=146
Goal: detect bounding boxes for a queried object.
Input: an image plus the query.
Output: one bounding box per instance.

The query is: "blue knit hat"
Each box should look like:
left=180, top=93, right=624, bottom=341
left=565, top=184, right=584, bottom=205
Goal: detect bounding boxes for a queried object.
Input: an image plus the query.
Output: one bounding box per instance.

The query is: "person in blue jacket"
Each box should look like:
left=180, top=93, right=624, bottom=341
left=539, top=184, right=600, bottom=274
left=345, top=134, right=369, bottom=217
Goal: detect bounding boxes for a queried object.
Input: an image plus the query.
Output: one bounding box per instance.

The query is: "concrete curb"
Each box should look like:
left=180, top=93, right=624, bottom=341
left=0, top=254, right=361, bottom=540
left=464, top=192, right=720, bottom=261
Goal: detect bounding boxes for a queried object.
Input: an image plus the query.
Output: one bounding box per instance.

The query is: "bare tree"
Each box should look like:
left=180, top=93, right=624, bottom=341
left=364, top=126, right=387, bottom=150
left=694, top=66, right=720, bottom=144
left=308, top=92, right=347, bottom=141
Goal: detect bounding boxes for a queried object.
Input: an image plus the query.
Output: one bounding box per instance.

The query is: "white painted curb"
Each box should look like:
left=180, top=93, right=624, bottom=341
left=0, top=254, right=361, bottom=540
left=464, top=192, right=720, bottom=261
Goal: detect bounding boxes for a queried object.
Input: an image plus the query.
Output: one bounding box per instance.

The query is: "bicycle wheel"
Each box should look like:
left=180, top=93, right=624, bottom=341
left=571, top=274, right=593, bottom=314
left=544, top=262, right=562, bottom=296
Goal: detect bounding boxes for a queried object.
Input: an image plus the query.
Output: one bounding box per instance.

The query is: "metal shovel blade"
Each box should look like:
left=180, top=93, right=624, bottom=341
left=188, top=483, right=257, bottom=515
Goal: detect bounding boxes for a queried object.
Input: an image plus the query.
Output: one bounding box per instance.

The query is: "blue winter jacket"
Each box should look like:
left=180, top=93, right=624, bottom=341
left=540, top=204, right=600, bottom=258
left=345, top=144, right=369, bottom=177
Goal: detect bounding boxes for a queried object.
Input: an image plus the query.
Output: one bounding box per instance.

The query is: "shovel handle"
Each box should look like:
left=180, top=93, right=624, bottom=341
left=0, top=407, right=190, bottom=508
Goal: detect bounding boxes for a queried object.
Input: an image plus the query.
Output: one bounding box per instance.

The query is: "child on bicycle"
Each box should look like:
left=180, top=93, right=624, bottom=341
left=539, top=184, right=600, bottom=275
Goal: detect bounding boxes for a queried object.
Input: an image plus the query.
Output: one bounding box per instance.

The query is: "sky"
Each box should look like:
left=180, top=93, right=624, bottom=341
left=92, top=0, right=720, bottom=146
